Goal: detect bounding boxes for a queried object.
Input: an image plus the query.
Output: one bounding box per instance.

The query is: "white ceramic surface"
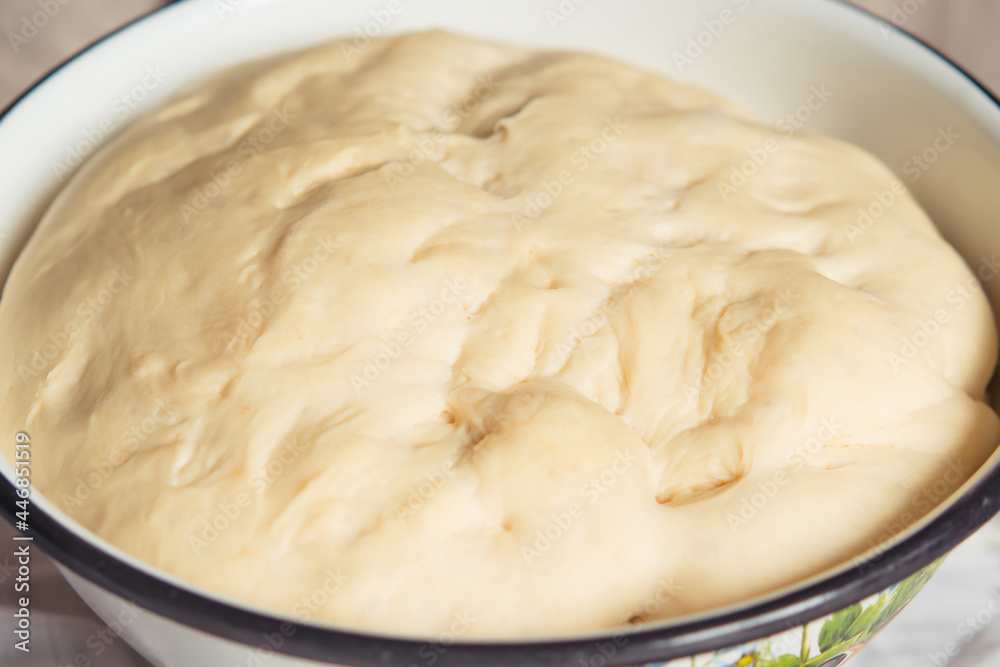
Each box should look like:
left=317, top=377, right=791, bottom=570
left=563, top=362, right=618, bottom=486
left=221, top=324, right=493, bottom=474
left=1, top=0, right=1000, bottom=665
left=58, top=567, right=330, bottom=667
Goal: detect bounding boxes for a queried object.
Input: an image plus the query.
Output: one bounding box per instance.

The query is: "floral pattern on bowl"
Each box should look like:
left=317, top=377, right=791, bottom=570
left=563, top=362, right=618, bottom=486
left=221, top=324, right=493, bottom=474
left=642, top=559, right=942, bottom=667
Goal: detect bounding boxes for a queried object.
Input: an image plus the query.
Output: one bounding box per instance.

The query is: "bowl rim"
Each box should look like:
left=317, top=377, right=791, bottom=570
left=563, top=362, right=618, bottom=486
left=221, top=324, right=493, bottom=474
left=2, top=1, right=1000, bottom=665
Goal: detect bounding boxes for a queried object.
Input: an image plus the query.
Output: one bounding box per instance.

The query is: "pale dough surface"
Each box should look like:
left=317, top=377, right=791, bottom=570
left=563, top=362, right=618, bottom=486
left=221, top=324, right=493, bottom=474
left=1, top=31, right=998, bottom=638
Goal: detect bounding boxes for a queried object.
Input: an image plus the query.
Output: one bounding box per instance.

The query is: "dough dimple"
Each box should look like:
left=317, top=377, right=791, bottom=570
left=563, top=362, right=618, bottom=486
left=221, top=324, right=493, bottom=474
left=0, top=30, right=997, bottom=638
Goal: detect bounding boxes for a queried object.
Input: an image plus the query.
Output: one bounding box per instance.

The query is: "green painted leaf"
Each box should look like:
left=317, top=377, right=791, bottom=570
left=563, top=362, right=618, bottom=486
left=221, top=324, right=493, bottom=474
left=805, top=645, right=854, bottom=667
left=758, top=656, right=802, bottom=667
left=817, top=603, right=863, bottom=652
left=870, top=597, right=908, bottom=637
left=868, top=576, right=934, bottom=638
left=846, top=592, right=886, bottom=637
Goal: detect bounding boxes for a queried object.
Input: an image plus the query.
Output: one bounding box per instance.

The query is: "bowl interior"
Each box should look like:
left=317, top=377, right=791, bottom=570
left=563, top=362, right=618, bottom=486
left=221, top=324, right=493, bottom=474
left=3, top=0, right=1000, bottom=317
left=1, top=0, right=999, bottom=644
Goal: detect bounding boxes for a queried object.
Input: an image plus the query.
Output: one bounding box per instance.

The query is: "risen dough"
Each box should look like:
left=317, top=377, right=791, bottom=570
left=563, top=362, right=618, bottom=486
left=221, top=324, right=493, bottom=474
left=1, top=31, right=998, bottom=638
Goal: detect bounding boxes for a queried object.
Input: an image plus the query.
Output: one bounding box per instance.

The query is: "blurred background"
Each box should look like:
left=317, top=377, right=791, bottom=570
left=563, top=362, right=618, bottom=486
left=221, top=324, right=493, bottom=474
left=0, top=1, right=999, bottom=666
left=1, top=0, right=999, bottom=104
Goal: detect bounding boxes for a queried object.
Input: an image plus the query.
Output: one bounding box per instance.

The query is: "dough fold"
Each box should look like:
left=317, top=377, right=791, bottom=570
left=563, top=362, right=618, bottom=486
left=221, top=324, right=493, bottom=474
left=1, top=31, right=997, bottom=638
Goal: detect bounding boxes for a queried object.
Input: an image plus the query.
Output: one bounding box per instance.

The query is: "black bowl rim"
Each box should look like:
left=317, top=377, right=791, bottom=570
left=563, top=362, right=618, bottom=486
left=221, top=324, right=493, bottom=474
left=2, top=1, right=1000, bottom=665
